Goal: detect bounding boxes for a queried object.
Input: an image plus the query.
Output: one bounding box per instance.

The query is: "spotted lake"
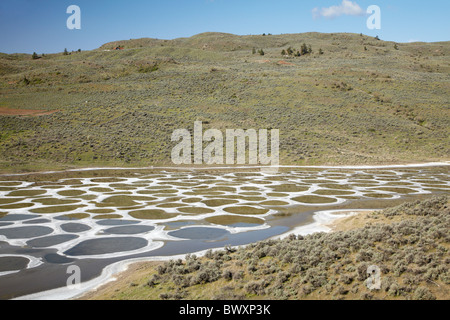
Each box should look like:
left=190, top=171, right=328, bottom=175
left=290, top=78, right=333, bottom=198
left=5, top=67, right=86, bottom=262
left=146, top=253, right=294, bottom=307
left=0, top=164, right=448, bottom=299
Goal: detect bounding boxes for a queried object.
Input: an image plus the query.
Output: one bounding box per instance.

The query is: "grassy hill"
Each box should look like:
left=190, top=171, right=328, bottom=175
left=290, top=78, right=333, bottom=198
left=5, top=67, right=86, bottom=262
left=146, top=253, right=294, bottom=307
left=0, top=32, right=449, bottom=172
left=81, top=196, right=449, bottom=300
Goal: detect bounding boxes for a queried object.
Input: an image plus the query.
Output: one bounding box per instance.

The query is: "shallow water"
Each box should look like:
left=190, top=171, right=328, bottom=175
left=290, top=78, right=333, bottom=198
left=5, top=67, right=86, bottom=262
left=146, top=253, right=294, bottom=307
left=0, top=165, right=448, bottom=299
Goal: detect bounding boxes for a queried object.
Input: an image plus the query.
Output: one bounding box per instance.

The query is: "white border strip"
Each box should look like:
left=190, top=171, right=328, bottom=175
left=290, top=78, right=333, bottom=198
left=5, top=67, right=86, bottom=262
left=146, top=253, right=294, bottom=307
left=1, top=162, right=449, bottom=177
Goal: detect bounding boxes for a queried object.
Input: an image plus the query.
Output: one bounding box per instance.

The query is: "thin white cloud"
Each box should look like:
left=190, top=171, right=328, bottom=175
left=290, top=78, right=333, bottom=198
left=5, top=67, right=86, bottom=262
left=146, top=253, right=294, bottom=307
left=313, top=0, right=365, bottom=19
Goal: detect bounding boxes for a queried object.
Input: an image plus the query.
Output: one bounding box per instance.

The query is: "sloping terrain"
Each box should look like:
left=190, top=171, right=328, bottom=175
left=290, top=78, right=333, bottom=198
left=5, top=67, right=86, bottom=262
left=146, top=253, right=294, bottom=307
left=0, top=32, right=449, bottom=172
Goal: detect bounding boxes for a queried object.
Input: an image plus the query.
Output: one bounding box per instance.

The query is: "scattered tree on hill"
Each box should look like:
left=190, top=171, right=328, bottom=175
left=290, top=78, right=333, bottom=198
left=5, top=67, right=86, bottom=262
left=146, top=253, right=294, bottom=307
left=281, top=44, right=314, bottom=57
left=32, top=52, right=39, bottom=60
left=287, top=47, right=294, bottom=56
left=375, top=35, right=380, bottom=40
left=394, top=43, right=399, bottom=50
left=22, top=76, right=30, bottom=86
left=63, top=48, right=69, bottom=56
left=319, top=48, right=324, bottom=55
left=258, top=49, right=265, bottom=56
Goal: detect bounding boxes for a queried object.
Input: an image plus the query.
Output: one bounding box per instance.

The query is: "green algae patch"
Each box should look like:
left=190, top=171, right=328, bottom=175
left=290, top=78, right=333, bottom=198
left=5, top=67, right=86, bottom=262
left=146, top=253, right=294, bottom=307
left=0, top=187, right=18, bottom=191
left=201, top=199, right=240, bottom=207
left=364, top=193, right=394, bottom=199
left=141, top=189, right=178, bottom=194
left=313, top=190, right=356, bottom=196
left=86, top=209, right=116, bottom=214
left=374, top=187, right=418, bottom=194
left=0, top=182, right=22, bottom=186
left=177, top=207, right=216, bottom=214
left=89, top=187, right=114, bottom=193
left=223, top=206, right=269, bottom=215
left=100, top=195, right=157, bottom=207
left=57, top=190, right=87, bottom=197
left=30, top=204, right=86, bottom=214
left=266, top=192, right=289, bottom=197
left=156, top=203, right=188, bottom=208
left=259, top=200, right=290, bottom=206
left=93, top=214, right=124, bottom=220
left=62, top=213, right=90, bottom=220
left=241, top=187, right=261, bottom=191
left=182, top=198, right=203, bottom=203
left=339, top=196, right=362, bottom=200
left=33, top=198, right=81, bottom=206
left=0, top=203, right=35, bottom=209
left=269, top=184, right=309, bottom=193
left=292, top=195, right=337, bottom=204
left=318, top=184, right=352, bottom=190
left=0, top=198, right=25, bottom=205
left=7, top=190, right=47, bottom=197
left=184, top=191, right=225, bottom=196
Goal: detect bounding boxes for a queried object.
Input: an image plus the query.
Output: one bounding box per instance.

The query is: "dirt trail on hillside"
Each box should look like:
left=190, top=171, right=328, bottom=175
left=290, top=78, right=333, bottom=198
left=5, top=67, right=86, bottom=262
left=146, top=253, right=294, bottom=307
left=0, top=107, right=59, bottom=117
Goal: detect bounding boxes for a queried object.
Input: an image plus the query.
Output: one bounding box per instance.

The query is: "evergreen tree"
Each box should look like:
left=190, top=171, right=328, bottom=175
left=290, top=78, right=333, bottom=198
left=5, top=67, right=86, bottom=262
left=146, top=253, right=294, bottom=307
left=32, top=52, right=39, bottom=60
left=301, top=43, right=308, bottom=55
left=63, top=48, right=69, bottom=56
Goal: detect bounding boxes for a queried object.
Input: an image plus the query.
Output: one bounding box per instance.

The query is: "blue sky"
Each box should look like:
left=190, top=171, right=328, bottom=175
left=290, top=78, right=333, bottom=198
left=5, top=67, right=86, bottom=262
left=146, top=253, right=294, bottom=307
left=0, top=0, right=448, bottom=54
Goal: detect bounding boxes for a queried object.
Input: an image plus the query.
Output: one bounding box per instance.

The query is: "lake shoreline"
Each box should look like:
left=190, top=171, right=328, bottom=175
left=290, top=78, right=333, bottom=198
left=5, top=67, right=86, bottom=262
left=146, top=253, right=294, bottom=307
left=1, top=161, right=449, bottom=177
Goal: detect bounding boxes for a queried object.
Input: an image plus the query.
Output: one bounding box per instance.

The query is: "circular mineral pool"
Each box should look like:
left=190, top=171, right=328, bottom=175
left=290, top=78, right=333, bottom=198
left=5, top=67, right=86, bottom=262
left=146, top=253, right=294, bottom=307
left=0, top=226, right=54, bottom=239
left=95, top=220, right=139, bottom=226
left=60, top=223, right=92, bottom=233
left=22, top=219, right=52, bottom=225
left=103, top=225, right=155, bottom=235
left=64, top=237, right=148, bottom=256
left=169, top=227, right=230, bottom=240
left=0, top=256, right=29, bottom=273
left=44, top=253, right=75, bottom=264
left=0, top=214, right=41, bottom=222
left=26, top=234, right=79, bottom=248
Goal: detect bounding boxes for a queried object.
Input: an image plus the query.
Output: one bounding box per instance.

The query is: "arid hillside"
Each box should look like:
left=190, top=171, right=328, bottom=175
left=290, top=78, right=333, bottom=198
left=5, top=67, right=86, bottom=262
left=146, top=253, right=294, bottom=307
left=0, top=32, right=449, bottom=172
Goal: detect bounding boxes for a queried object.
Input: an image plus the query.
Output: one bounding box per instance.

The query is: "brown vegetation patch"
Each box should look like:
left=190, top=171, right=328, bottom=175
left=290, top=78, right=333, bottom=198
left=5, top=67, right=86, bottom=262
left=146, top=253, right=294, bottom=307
left=277, top=60, right=295, bottom=66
